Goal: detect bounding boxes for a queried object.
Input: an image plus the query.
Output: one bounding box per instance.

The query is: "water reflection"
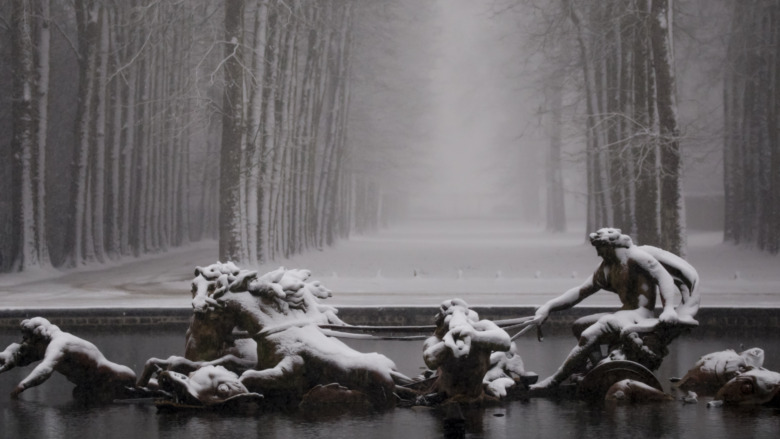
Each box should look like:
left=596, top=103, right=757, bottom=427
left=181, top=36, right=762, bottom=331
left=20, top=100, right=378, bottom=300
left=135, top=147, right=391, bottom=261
left=0, top=326, right=778, bottom=438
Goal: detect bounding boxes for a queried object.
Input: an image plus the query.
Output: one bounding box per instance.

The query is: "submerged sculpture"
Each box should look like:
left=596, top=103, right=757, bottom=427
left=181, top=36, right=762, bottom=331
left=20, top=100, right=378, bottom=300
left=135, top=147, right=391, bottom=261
left=708, top=367, right=780, bottom=407
left=523, top=228, right=700, bottom=392
left=179, top=263, right=409, bottom=410
left=421, top=299, right=512, bottom=403
left=605, top=379, right=673, bottom=403
left=672, top=347, right=765, bottom=395
left=155, top=365, right=263, bottom=409
left=139, top=264, right=346, bottom=391
left=7, top=251, right=780, bottom=419
left=0, top=317, right=136, bottom=401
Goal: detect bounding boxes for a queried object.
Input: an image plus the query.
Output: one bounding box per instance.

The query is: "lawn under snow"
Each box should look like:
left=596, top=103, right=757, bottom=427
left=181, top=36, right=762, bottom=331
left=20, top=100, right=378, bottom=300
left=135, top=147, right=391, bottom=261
left=0, top=219, right=778, bottom=308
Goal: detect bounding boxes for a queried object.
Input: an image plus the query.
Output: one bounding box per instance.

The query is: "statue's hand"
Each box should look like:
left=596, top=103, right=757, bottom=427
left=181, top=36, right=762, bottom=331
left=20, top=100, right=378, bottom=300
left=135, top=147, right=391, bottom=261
left=0, top=357, right=9, bottom=373
left=0, top=349, right=17, bottom=374
left=659, top=308, right=678, bottom=324
left=10, top=384, right=24, bottom=398
left=531, top=307, right=550, bottom=327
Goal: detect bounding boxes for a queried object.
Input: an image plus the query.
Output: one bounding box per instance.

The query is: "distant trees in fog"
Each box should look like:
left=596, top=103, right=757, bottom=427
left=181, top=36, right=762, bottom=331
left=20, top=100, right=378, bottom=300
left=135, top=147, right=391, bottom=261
left=1, top=0, right=432, bottom=272
left=723, top=1, right=780, bottom=253
left=557, top=0, right=685, bottom=254
left=518, top=0, right=780, bottom=255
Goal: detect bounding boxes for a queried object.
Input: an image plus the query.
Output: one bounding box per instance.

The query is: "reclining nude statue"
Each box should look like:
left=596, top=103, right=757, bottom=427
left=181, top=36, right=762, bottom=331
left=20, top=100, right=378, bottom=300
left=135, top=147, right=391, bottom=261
left=0, top=317, right=136, bottom=401
left=523, top=228, right=700, bottom=391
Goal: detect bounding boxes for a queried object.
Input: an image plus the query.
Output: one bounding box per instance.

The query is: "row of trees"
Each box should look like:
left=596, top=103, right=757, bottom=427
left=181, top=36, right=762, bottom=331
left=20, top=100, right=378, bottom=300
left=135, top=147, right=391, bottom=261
left=1, top=0, right=432, bottom=272
left=523, top=0, right=779, bottom=255
left=557, top=0, right=685, bottom=254
left=724, top=0, right=780, bottom=253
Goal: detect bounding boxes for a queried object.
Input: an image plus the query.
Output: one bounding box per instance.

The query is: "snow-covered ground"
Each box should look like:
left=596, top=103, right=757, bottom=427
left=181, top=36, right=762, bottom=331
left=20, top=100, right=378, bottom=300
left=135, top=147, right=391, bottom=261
left=0, top=219, right=778, bottom=309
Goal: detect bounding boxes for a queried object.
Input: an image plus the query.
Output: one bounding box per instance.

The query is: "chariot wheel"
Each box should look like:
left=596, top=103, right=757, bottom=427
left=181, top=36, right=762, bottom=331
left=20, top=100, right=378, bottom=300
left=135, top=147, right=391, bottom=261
left=576, top=360, right=663, bottom=400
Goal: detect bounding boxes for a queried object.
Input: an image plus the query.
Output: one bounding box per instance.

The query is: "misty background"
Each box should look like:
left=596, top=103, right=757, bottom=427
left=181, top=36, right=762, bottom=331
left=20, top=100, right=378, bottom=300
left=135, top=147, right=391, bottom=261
left=0, top=0, right=774, bottom=275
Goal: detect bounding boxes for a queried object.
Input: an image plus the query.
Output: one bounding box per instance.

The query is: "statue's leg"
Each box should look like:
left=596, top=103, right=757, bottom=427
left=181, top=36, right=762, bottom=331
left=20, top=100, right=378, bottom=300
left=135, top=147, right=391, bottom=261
left=532, top=318, right=615, bottom=389
left=240, top=355, right=304, bottom=391
left=572, top=313, right=610, bottom=338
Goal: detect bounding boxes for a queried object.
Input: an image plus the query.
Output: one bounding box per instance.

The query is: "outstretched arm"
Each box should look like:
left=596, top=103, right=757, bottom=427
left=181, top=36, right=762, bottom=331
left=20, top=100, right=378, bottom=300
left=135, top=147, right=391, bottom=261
left=532, top=274, right=601, bottom=325
left=11, top=348, right=63, bottom=397
left=0, top=343, right=23, bottom=373
left=0, top=342, right=43, bottom=374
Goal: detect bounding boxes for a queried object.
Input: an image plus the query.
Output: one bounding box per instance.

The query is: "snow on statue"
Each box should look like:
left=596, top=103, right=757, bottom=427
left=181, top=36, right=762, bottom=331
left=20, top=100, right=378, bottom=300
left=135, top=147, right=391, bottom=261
left=145, top=262, right=412, bottom=410
left=418, top=298, right=535, bottom=404
left=671, top=347, right=765, bottom=396
left=708, top=367, right=780, bottom=407
left=521, top=227, right=700, bottom=391
left=0, top=317, right=136, bottom=401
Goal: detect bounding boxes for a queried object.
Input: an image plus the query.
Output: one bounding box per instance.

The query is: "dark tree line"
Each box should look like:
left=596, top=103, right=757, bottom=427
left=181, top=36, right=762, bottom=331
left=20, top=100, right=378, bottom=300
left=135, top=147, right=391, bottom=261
left=1, top=0, right=432, bottom=272
left=519, top=0, right=779, bottom=255
left=723, top=0, right=780, bottom=254
left=562, top=0, right=685, bottom=254
left=510, top=0, right=688, bottom=254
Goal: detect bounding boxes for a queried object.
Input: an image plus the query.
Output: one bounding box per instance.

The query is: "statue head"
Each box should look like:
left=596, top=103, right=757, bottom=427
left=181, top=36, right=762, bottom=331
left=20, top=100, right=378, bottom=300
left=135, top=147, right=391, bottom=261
left=157, top=365, right=263, bottom=408
left=190, top=262, right=247, bottom=314
left=589, top=228, right=633, bottom=255
left=20, top=317, right=60, bottom=342
left=433, top=298, right=478, bottom=336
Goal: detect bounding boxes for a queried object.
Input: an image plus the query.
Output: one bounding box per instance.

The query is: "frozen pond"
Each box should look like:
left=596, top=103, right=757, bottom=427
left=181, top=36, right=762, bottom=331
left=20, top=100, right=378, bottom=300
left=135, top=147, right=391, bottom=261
left=1, top=325, right=779, bottom=438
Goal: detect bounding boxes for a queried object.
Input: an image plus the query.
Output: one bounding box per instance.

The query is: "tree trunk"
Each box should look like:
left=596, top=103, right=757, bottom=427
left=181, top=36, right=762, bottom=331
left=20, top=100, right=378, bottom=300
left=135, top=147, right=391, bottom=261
left=219, top=0, right=248, bottom=263
left=90, top=6, right=109, bottom=263
left=246, top=0, right=269, bottom=264
left=545, top=75, right=566, bottom=232
left=650, top=0, right=685, bottom=256
left=11, top=0, right=38, bottom=270
left=70, top=0, right=100, bottom=266
left=34, top=0, right=52, bottom=268
left=633, top=0, right=661, bottom=246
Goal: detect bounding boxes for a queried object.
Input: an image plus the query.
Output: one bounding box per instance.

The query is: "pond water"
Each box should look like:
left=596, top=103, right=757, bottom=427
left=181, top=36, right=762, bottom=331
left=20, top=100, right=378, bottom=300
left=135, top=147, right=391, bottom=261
left=1, top=325, right=779, bottom=439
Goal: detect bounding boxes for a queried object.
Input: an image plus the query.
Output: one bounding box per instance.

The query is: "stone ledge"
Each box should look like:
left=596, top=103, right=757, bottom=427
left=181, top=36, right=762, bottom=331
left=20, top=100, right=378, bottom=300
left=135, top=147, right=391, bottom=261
left=0, top=307, right=775, bottom=336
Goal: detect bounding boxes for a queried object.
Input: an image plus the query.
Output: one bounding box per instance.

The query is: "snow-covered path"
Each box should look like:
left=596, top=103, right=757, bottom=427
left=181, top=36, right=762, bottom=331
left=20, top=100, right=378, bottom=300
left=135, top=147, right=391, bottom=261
left=0, top=219, right=778, bottom=309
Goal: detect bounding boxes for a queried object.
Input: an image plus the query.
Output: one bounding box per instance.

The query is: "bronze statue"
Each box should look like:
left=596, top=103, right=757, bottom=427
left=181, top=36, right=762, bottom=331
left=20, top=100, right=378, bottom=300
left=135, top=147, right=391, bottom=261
left=182, top=263, right=409, bottom=410
left=708, top=367, right=780, bottom=407
left=421, top=299, right=513, bottom=403
left=483, top=342, right=538, bottom=398
left=605, top=379, right=673, bottom=403
left=524, top=228, right=700, bottom=390
left=139, top=264, right=337, bottom=389
left=672, top=347, right=764, bottom=395
left=155, top=365, right=263, bottom=409
left=0, top=317, right=136, bottom=401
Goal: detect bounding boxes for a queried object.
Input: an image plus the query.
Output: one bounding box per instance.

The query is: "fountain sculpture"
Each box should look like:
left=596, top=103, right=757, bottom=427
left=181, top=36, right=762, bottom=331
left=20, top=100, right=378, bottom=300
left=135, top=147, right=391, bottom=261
left=3, top=230, right=780, bottom=415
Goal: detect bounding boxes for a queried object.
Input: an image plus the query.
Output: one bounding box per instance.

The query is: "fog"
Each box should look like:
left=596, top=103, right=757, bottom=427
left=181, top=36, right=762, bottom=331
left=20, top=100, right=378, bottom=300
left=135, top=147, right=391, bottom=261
left=410, top=0, right=547, bottom=220
left=0, top=0, right=772, bottom=274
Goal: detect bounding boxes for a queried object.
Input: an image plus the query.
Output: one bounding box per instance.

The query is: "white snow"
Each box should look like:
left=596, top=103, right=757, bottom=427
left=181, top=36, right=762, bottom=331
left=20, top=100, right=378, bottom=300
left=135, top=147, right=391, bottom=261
left=0, top=219, right=778, bottom=309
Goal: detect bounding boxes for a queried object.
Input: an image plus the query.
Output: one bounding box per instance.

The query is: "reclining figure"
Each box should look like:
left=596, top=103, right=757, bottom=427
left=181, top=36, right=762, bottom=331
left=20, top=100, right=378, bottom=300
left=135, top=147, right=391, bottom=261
left=0, top=317, right=136, bottom=401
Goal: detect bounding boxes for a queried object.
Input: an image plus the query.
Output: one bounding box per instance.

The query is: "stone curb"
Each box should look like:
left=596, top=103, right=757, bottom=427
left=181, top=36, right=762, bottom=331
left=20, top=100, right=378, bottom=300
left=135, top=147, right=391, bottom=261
left=1, top=307, right=775, bottom=336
